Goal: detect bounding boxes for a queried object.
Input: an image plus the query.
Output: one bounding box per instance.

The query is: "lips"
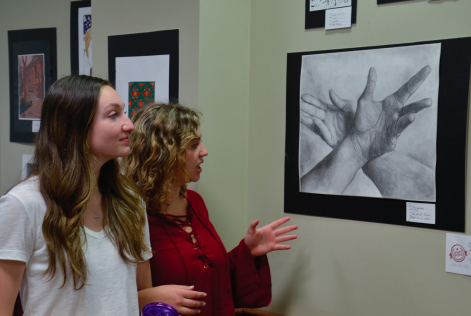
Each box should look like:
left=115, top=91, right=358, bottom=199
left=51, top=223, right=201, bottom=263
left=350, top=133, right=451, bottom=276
left=120, top=137, right=129, bottom=143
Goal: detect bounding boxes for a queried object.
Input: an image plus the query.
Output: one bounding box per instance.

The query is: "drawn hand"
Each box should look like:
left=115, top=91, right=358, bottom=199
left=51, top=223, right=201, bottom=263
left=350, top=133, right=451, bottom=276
left=244, top=216, right=298, bottom=257
left=350, top=66, right=432, bottom=162
left=301, top=90, right=355, bottom=148
left=148, top=285, right=206, bottom=315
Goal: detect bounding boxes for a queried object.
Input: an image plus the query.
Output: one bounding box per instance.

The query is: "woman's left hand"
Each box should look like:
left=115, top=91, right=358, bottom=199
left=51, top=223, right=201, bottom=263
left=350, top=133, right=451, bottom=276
left=244, top=216, right=298, bottom=257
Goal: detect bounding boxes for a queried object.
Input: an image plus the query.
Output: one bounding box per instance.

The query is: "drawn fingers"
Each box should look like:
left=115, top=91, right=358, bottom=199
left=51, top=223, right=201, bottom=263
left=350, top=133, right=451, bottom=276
left=329, top=89, right=352, bottom=111
left=301, top=95, right=329, bottom=123
left=394, top=66, right=431, bottom=105
left=301, top=112, right=334, bottom=146
left=401, top=98, right=432, bottom=116
left=396, top=113, right=415, bottom=136
left=360, top=67, right=377, bottom=101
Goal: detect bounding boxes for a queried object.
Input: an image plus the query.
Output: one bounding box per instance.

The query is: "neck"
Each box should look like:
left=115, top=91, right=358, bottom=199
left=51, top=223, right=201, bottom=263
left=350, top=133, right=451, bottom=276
left=162, top=182, right=187, bottom=216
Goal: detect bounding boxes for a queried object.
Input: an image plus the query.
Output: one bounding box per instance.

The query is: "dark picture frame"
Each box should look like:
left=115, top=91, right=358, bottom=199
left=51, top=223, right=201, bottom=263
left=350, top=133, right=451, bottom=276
left=8, top=28, right=57, bottom=143
left=378, top=0, right=412, bottom=4
left=108, top=29, right=179, bottom=104
left=305, top=0, right=357, bottom=29
left=284, top=37, right=471, bottom=232
left=70, top=0, right=92, bottom=75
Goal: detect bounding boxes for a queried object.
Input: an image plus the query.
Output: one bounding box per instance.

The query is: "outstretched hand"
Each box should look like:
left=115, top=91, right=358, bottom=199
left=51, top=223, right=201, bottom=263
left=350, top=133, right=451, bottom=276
left=301, top=90, right=355, bottom=148
left=350, top=66, right=432, bottom=162
left=244, top=216, right=298, bottom=257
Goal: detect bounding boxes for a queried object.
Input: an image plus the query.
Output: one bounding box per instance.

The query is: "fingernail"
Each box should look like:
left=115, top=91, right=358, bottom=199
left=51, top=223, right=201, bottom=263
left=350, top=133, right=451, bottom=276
left=204, top=293, right=207, bottom=297
left=198, top=310, right=201, bottom=314
left=203, top=302, right=206, bottom=306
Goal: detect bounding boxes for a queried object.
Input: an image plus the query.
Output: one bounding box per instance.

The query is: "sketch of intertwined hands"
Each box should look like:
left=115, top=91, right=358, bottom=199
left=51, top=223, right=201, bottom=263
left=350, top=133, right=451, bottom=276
left=301, top=91, right=355, bottom=148
left=350, top=66, right=432, bottom=162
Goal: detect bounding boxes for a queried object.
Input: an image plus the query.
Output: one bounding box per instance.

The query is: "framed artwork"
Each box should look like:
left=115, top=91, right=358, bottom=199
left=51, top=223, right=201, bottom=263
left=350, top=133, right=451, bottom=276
left=8, top=28, right=57, bottom=143
left=305, top=0, right=357, bottom=29
left=71, top=0, right=92, bottom=75
left=284, top=37, right=471, bottom=232
left=108, top=29, right=179, bottom=119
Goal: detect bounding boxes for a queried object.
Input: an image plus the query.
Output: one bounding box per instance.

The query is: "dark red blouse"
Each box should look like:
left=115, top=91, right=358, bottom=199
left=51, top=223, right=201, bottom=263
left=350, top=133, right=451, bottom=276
left=147, top=190, right=272, bottom=316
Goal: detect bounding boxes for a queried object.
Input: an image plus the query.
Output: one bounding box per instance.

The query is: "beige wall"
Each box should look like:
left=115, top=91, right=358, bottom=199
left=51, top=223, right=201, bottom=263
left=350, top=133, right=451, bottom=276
left=0, top=0, right=71, bottom=194
left=248, top=1, right=471, bottom=315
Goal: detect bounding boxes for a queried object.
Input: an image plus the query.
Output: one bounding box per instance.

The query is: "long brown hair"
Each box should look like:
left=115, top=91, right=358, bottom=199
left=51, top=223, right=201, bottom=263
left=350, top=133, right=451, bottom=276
left=31, top=75, right=148, bottom=290
left=122, top=103, right=200, bottom=214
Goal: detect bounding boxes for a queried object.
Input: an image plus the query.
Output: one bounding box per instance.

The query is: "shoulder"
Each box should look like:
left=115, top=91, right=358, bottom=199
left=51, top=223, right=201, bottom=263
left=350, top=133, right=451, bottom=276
left=186, top=189, right=204, bottom=203
left=1, top=176, right=46, bottom=224
left=4, top=177, right=44, bottom=211
left=186, top=190, right=209, bottom=217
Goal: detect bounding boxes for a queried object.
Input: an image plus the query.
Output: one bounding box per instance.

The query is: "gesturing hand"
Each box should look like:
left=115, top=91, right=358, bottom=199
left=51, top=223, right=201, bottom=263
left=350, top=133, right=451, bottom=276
left=301, top=90, right=355, bottom=148
left=244, top=216, right=298, bottom=257
left=150, top=285, right=206, bottom=315
left=350, top=66, right=432, bottom=162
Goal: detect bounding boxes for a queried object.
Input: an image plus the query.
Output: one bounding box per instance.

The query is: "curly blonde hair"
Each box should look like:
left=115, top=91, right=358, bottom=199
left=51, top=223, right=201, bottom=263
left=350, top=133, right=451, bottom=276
left=123, top=103, right=201, bottom=214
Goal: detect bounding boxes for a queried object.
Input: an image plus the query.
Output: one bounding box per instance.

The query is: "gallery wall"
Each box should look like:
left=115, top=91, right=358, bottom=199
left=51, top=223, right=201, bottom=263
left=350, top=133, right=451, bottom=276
left=0, top=0, right=200, bottom=194
left=247, top=1, right=471, bottom=315
left=1, top=0, right=471, bottom=315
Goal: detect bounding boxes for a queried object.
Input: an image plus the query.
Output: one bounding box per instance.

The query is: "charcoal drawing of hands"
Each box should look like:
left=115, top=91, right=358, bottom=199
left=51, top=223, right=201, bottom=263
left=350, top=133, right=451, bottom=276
left=300, top=66, right=433, bottom=195
left=349, top=66, right=432, bottom=162
left=300, top=91, right=355, bottom=148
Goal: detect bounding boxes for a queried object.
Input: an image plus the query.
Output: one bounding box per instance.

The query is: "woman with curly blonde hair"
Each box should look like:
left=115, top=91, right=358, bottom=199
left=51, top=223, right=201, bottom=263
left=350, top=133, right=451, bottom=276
left=0, top=75, right=156, bottom=315
left=123, top=103, right=298, bottom=316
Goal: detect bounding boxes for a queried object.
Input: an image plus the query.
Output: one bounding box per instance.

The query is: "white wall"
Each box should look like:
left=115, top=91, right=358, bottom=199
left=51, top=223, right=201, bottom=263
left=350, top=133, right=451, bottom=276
left=248, top=1, right=471, bottom=315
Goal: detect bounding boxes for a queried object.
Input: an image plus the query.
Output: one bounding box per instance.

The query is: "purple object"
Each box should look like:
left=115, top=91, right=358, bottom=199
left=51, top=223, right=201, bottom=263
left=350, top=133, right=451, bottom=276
left=142, top=302, right=179, bottom=316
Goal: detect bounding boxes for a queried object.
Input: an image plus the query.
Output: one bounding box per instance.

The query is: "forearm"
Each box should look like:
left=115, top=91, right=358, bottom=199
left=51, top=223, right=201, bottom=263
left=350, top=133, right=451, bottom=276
left=362, top=151, right=435, bottom=200
left=301, top=135, right=365, bottom=194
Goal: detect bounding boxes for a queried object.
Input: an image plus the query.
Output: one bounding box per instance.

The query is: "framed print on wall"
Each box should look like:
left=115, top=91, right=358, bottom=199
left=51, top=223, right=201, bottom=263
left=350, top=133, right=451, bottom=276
left=108, top=29, right=179, bottom=119
left=284, top=37, right=471, bottom=232
left=305, top=0, right=357, bottom=29
left=71, top=0, right=92, bottom=75
left=8, top=28, right=57, bottom=143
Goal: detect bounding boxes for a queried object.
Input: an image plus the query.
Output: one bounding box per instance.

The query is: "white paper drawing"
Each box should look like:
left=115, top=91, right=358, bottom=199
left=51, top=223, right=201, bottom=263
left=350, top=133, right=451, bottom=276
left=115, top=55, right=170, bottom=117
left=299, top=43, right=441, bottom=202
left=310, top=0, right=352, bottom=12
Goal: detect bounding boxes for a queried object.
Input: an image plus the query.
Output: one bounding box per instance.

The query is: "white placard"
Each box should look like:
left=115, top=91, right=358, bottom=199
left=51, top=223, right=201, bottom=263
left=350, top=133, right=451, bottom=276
left=446, top=233, right=471, bottom=276
left=406, top=202, right=435, bottom=224
left=325, top=6, right=352, bottom=30
left=32, top=120, right=40, bottom=132
left=310, top=0, right=352, bottom=12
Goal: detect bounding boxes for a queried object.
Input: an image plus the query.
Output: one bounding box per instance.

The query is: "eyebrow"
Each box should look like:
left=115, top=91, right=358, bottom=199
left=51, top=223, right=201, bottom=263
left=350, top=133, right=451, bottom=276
left=104, top=103, right=124, bottom=111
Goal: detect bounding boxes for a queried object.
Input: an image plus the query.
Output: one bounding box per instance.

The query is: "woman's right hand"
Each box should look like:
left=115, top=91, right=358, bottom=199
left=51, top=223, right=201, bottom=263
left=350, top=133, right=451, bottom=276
left=146, top=285, right=207, bottom=315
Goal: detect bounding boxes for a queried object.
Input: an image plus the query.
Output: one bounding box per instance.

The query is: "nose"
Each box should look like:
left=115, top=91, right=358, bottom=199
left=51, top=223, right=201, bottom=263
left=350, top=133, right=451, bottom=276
left=200, top=143, right=208, bottom=157
left=123, top=115, right=134, bottom=132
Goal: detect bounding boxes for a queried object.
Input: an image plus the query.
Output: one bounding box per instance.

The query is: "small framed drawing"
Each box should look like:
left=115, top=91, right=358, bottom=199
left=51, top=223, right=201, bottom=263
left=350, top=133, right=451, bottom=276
left=108, top=29, right=179, bottom=119
left=305, top=0, right=357, bottom=29
left=8, top=28, right=57, bottom=143
left=71, top=0, right=92, bottom=75
left=378, top=0, right=412, bottom=4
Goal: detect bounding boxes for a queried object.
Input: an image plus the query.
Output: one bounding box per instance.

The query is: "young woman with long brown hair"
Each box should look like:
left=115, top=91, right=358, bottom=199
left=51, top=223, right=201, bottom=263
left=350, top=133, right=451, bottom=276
left=123, top=103, right=298, bottom=316
left=0, top=75, right=155, bottom=315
